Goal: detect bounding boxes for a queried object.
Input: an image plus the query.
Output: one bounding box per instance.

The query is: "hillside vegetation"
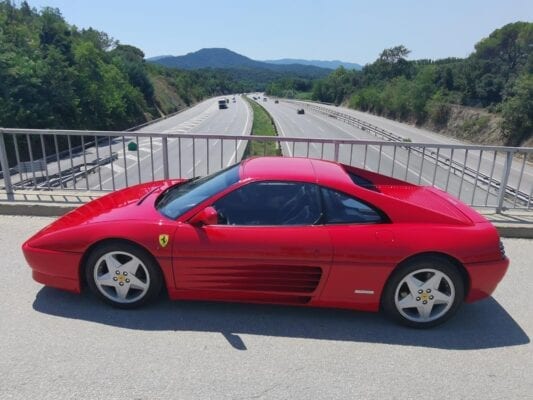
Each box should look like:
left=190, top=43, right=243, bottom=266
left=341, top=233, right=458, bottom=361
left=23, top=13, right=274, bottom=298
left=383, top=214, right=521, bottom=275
left=0, top=1, right=246, bottom=130
left=309, top=23, right=532, bottom=146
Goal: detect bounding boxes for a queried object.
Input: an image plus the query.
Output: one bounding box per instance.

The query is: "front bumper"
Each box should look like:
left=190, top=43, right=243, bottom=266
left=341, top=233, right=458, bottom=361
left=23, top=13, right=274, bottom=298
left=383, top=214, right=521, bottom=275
left=465, top=257, right=510, bottom=302
left=22, top=242, right=82, bottom=293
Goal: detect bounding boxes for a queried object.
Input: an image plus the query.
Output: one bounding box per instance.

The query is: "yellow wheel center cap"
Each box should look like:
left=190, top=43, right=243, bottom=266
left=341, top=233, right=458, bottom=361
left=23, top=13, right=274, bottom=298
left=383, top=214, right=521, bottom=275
left=420, top=292, right=430, bottom=301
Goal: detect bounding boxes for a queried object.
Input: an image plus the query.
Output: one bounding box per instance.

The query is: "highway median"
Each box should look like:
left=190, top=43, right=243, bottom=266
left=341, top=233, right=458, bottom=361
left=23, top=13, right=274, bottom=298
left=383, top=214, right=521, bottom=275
left=243, top=97, right=282, bottom=158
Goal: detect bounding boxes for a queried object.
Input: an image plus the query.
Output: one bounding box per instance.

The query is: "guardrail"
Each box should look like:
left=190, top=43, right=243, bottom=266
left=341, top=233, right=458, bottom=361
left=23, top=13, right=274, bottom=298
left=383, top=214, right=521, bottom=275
left=0, top=127, right=532, bottom=212
left=290, top=101, right=533, bottom=212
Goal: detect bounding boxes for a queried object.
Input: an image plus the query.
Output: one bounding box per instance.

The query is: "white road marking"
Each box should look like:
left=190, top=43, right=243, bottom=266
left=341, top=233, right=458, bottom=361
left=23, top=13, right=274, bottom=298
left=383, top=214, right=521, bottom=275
left=102, top=163, right=124, bottom=173
left=274, top=113, right=293, bottom=157
left=226, top=97, right=251, bottom=167
left=306, top=109, right=434, bottom=185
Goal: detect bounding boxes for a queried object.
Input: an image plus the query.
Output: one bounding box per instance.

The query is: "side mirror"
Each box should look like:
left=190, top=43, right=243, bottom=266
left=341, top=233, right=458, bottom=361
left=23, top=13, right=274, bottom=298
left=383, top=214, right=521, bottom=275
left=189, top=206, right=218, bottom=227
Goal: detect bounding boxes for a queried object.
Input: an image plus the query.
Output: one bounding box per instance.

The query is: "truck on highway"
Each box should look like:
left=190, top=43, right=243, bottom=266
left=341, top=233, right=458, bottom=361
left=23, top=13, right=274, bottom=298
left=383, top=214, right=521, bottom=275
left=218, top=100, right=228, bottom=109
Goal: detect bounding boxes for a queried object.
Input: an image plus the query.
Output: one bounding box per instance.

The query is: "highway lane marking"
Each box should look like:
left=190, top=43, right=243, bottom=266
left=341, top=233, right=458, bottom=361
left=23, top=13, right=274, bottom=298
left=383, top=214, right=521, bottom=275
left=162, top=111, right=213, bottom=134
left=271, top=110, right=292, bottom=157
left=278, top=105, right=322, bottom=156
left=316, top=102, right=533, bottom=182
left=311, top=110, right=434, bottom=184
left=91, top=98, right=223, bottom=189
left=102, top=163, right=124, bottom=173
left=91, top=97, right=256, bottom=187
left=226, top=96, right=251, bottom=167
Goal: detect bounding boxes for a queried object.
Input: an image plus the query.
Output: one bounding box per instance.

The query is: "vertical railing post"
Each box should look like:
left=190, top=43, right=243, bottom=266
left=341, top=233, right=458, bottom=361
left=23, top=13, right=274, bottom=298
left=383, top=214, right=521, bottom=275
left=333, top=142, right=340, bottom=162
left=162, top=136, right=169, bottom=179
left=0, top=129, right=14, bottom=199
left=496, top=151, right=513, bottom=214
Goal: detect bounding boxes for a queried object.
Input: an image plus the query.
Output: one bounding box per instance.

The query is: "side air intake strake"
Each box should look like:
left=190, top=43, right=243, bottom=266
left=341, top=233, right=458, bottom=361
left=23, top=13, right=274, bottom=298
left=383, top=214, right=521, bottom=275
left=181, top=265, right=323, bottom=293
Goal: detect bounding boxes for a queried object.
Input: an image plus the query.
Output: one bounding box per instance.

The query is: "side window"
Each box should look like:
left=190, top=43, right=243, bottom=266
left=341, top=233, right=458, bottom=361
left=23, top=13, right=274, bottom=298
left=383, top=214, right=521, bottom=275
left=213, top=182, right=322, bottom=226
left=321, top=187, right=383, bottom=224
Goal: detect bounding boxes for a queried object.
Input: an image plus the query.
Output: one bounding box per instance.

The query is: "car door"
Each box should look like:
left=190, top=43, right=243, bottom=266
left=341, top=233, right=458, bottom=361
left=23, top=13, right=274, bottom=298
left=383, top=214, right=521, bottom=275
left=317, top=187, right=401, bottom=310
left=172, top=181, right=332, bottom=304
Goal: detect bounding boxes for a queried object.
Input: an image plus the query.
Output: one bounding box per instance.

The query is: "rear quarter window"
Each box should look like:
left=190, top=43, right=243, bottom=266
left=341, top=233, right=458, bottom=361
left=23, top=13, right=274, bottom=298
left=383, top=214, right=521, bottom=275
left=321, top=187, right=384, bottom=224
left=347, top=171, right=379, bottom=192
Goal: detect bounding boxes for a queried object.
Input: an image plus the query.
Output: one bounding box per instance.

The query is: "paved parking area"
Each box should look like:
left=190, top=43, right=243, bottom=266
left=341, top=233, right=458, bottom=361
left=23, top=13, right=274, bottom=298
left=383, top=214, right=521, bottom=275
left=0, top=215, right=531, bottom=400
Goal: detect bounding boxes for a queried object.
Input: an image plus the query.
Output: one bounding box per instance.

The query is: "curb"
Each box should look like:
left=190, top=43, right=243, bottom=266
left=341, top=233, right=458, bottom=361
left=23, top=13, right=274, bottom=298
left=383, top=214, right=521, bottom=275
left=491, top=224, right=533, bottom=239
left=1, top=202, right=531, bottom=239
left=0, top=203, right=77, bottom=217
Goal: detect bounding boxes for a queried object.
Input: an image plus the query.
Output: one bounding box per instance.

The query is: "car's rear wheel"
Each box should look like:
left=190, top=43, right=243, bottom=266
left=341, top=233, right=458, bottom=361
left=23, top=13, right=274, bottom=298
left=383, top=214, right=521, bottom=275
left=382, top=256, right=464, bottom=328
left=85, top=242, right=162, bottom=309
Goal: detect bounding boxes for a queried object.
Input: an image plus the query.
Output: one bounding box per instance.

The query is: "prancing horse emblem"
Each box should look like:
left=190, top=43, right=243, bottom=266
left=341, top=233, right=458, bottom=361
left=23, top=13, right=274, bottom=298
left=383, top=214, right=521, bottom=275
left=159, top=234, right=169, bottom=248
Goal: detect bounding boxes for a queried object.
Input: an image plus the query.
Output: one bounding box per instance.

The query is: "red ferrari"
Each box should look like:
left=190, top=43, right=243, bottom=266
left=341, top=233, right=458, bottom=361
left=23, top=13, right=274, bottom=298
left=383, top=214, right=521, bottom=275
left=23, top=157, right=509, bottom=328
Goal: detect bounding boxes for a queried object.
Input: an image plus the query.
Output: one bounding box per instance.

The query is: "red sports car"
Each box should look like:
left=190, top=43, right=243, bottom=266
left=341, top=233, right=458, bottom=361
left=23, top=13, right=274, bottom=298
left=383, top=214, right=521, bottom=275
left=23, top=157, right=509, bottom=328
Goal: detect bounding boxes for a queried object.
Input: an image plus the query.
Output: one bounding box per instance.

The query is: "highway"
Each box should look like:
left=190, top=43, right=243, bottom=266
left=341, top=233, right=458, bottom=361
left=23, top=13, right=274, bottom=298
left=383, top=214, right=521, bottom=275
left=79, top=95, right=252, bottom=190
left=291, top=99, right=533, bottom=207
left=9, top=96, right=251, bottom=191
left=3, top=92, right=530, bottom=210
left=256, top=95, right=511, bottom=207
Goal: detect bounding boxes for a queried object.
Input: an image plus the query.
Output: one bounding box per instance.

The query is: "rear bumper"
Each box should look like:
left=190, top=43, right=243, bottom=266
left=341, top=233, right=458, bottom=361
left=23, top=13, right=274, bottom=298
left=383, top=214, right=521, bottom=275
left=465, top=257, right=509, bottom=302
left=22, top=242, right=82, bottom=293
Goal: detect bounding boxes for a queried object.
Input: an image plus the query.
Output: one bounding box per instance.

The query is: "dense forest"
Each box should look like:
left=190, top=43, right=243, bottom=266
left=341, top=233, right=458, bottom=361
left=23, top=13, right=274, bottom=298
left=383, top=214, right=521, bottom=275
left=0, top=1, right=247, bottom=131
left=303, top=22, right=532, bottom=146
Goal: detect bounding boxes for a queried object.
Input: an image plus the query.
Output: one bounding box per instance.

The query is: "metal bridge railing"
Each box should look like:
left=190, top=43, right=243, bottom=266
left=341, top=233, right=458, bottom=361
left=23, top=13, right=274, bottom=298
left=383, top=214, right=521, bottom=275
left=0, top=127, right=532, bottom=213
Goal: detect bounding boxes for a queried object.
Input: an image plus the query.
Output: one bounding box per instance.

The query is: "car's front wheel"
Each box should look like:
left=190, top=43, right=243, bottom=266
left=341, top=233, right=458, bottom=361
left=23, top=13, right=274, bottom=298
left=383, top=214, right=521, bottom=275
left=382, top=257, right=465, bottom=328
left=85, top=242, right=162, bottom=309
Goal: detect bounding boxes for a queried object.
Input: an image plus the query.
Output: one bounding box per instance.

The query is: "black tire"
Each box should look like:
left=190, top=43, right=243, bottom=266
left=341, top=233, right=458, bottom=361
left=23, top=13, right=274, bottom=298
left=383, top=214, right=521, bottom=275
left=85, top=242, right=163, bottom=309
left=381, top=256, right=465, bottom=328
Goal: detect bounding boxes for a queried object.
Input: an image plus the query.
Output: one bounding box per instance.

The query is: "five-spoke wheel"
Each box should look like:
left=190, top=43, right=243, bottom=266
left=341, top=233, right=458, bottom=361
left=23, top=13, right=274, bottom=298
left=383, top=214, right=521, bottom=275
left=86, top=242, right=162, bottom=308
left=382, top=257, right=464, bottom=328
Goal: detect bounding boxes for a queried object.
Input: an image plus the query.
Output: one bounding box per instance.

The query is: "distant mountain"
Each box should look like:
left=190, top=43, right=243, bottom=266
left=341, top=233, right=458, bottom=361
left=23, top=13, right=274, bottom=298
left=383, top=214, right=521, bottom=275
left=147, top=55, right=174, bottom=61
left=263, top=58, right=362, bottom=70
left=148, top=48, right=259, bottom=69
left=147, top=48, right=331, bottom=77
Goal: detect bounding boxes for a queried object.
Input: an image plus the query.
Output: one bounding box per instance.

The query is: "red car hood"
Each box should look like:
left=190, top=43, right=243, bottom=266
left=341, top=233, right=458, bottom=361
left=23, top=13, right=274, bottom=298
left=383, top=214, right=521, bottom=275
left=29, top=179, right=184, bottom=240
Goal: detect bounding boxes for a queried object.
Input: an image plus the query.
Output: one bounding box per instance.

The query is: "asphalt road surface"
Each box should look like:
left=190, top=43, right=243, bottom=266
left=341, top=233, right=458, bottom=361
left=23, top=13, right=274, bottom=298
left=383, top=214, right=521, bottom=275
left=257, top=96, right=511, bottom=208
left=82, top=95, right=252, bottom=190
left=290, top=99, right=532, bottom=208
left=1, top=215, right=531, bottom=400
left=9, top=96, right=252, bottom=191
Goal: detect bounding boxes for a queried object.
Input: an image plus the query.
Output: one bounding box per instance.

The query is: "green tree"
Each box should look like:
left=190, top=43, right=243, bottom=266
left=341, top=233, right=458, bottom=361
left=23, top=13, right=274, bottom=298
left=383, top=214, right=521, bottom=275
left=501, top=74, right=533, bottom=145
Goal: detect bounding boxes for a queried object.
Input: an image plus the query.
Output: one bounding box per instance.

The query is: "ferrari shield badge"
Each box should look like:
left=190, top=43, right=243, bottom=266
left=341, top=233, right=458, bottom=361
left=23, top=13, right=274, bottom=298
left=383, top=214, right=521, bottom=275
left=158, top=234, right=170, bottom=248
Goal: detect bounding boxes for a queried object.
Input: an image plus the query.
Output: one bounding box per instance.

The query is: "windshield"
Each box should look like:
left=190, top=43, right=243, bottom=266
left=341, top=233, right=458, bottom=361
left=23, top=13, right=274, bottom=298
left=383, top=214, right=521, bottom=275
left=157, top=164, right=240, bottom=219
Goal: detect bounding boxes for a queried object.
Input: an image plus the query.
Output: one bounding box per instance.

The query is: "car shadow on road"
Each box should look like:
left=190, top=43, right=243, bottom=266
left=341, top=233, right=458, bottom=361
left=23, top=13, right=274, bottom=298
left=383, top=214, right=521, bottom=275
left=33, top=287, right=529, bottom=351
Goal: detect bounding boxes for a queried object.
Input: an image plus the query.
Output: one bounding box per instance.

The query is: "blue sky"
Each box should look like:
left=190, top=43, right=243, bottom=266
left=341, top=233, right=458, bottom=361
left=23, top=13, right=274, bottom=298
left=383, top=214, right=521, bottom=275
left=23, top=0, right=533, bottom=64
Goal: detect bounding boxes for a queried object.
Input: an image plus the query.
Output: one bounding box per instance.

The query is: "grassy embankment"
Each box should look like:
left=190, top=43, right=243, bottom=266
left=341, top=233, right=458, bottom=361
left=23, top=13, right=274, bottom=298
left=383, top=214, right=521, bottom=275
left=243, top=98, right=282, bottom=157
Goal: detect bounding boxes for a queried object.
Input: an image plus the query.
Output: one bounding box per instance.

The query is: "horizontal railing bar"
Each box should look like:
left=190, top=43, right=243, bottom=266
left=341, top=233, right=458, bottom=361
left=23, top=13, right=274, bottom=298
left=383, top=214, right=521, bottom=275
left=2, top=128, right=532, bottom=153
left=1, top=126, right=531, bottom=212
